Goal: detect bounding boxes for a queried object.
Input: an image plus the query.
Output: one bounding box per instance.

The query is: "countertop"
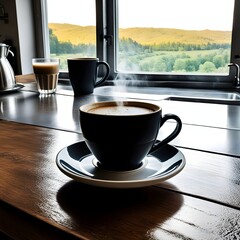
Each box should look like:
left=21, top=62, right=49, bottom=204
left=0, top=75, right=240, bottom=239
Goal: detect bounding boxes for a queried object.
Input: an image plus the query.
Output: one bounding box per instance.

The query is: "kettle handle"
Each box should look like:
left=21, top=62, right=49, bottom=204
left=7, top=48, right=14, bottom=57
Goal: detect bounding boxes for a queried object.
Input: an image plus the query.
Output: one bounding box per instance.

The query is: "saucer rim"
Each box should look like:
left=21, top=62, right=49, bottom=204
left=0, top=84, right=24, bottom=93
left=56, top=141, right=186, bottom=188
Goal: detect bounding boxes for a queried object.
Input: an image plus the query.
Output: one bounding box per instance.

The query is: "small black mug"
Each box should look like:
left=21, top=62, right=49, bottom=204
left=67, top=58, right=110, bottom=95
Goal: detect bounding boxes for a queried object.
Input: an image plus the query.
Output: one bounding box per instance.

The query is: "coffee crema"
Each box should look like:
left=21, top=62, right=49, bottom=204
left=33, top=63, right=59, bottom=74
left=88, top=105, right=154, bottom=115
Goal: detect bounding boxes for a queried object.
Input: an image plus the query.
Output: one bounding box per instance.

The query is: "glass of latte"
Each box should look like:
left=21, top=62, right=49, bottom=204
left=32, top=58, right=60, bottom=94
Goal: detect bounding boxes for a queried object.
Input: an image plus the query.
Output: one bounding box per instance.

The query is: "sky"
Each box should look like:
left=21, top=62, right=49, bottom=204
left=47, top=0, right=234, bottom=31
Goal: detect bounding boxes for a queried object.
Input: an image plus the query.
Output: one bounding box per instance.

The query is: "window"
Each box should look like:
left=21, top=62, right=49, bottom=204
left=39, top=0, right=240, bottom=89
left=117, top=0, right=233, bottom=75
left=46, top=0, right=96, bottom=71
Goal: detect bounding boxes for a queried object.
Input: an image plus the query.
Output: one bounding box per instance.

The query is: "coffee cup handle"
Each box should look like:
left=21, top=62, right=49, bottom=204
left=149, top=114, right=182, bottom=153
left=95, top=61, right=110, bottom=87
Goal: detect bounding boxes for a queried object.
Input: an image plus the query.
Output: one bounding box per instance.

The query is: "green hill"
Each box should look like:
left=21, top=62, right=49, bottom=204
left=49, top=23, right=231, bottom=46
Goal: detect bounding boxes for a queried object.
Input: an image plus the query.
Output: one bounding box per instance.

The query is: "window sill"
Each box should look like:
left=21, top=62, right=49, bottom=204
left=16, top=75, right=240, bottom=105
left=94, top=85, right=240, bottom=105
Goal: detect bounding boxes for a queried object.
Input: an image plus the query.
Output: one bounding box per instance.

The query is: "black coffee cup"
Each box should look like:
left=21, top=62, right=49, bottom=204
left=80, top=101, right=182, bottom=171
left=67, top=58, right=110, bottom=95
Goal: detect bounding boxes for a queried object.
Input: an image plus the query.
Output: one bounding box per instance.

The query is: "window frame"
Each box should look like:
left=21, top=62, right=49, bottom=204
left=36, top=0, right=240, bottom=90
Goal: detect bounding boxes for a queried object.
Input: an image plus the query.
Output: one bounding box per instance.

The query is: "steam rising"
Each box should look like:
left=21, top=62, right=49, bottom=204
left=114, top=72, right=146, bottom=88
left=114, top=60, right=145, bottom=88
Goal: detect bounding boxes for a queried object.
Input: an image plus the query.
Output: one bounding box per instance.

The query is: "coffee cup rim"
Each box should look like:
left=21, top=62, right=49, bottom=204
left=79, top=101, right=161, bottom=116
left=67, top=57, right=99, bottom=61
left=32, top=58, right=60, bottom=63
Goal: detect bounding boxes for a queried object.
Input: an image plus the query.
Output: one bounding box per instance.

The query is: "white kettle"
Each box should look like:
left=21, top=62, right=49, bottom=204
left=0, top=43, right=16, bottom=90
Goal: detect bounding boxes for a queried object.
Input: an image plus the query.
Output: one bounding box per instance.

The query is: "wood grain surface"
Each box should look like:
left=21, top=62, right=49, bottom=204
left=0, top=120, right=240, bottom=239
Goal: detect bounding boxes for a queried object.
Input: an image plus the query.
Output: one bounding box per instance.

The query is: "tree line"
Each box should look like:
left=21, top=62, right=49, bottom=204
left=119, top=37, right=230, bottom=53
left=50, top=29, right=230, bottom=55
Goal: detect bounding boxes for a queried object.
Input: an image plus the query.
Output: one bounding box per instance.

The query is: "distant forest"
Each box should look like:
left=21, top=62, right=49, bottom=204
left=49, top=27, right=231, bottom=73
left=49, top=28, right=230, bottom=54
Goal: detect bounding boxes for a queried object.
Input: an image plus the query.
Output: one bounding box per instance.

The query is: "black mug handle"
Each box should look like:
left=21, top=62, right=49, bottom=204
left=149, top=114, right=182, bottom=153
left=95, top=61, right=110, bottom=87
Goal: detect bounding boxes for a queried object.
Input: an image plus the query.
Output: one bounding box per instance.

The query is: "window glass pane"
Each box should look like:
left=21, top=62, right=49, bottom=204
left=117, top=0, right=234, bottom=75
left=46, top=0, right=96, bottom=71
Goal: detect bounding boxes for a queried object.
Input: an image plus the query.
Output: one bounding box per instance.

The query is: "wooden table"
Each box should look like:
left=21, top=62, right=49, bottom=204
left=1, top=75, right=240, bottom=239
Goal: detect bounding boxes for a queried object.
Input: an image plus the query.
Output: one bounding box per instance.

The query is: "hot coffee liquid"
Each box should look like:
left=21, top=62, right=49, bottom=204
left=88, top=105, right=154, bottom=115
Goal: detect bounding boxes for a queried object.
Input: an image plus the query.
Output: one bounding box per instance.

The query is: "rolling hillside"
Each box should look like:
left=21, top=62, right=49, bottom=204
left=49, top=23, right=231, bottom=46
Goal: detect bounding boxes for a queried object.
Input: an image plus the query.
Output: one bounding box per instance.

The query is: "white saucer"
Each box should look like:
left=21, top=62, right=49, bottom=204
left=56, top=141, right=186, bottom=188
left=0, top=84, right=24, bottom=94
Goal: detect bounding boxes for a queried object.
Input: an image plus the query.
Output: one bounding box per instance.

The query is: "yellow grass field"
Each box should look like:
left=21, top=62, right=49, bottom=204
left=49, top=23, right=231, bottom=46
